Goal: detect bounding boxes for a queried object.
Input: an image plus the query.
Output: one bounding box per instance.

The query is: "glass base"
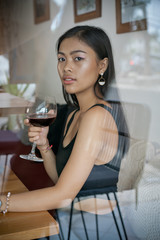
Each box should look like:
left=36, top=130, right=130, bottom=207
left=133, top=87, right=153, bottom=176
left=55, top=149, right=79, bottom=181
left=20, top=153, right=43, bottom=162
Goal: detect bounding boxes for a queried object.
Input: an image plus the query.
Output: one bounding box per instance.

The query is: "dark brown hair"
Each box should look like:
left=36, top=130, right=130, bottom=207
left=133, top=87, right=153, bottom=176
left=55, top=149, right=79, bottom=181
left=56, top=25, right=115, bottom=107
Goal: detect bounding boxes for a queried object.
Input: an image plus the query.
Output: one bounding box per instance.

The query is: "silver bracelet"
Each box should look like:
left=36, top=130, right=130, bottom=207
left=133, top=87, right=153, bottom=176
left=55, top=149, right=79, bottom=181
left=3, top=192, right=11, bottom=214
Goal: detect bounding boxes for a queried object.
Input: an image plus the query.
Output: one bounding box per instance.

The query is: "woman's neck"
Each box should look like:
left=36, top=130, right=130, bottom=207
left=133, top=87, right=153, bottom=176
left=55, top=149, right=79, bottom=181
left=76, top=92, right=99, bottom=113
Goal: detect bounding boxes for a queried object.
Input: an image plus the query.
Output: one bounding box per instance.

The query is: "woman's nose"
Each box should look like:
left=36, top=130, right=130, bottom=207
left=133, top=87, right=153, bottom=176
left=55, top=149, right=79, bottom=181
left=64, top=60, right=72, bottom=72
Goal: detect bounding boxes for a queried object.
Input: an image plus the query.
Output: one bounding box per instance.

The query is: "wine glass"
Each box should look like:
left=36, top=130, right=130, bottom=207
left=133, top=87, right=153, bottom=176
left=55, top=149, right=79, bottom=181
left=20, top=96, right=57, bottom=162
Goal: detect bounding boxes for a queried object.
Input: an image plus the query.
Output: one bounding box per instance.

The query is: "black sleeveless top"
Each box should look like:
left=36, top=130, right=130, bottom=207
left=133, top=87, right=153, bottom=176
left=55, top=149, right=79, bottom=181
left=56, top=103, right=129, bottom=192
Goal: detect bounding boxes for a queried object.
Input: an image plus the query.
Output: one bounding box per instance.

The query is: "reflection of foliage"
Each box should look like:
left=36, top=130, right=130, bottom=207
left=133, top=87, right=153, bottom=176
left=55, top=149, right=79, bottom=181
left=1, top=75, right=30, bottom=131
left=2, top=74, right=29, bottom=97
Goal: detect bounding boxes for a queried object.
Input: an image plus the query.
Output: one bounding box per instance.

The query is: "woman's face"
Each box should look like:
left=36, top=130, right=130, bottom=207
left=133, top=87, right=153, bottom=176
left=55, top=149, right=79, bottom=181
left=57, top=37, right=102, bottom=95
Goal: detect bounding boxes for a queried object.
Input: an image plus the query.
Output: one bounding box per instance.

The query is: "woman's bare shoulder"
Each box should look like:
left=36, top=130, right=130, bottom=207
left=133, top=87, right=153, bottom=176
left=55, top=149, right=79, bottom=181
left=81, top=103, right=115, bottom=128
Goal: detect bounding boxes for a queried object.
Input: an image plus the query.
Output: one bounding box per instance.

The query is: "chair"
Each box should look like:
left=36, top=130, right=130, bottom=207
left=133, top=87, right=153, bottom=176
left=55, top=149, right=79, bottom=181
left=54, top=101, right=150, bottom=240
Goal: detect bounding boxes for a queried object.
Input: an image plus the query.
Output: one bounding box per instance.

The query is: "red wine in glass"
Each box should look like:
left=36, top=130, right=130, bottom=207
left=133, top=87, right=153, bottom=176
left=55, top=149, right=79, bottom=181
left=20, top=96, right=57, bottom=162
left=28, top=113, right=56, bottom=127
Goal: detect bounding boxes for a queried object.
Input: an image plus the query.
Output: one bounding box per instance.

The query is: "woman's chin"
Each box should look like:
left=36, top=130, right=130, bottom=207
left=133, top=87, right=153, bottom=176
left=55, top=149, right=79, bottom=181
left=64, top=86, right=77, bottom=95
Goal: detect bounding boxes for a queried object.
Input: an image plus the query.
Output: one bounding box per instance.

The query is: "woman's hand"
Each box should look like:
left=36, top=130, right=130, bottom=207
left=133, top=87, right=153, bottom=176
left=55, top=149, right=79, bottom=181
left=24, top=118, right=49, bottom=146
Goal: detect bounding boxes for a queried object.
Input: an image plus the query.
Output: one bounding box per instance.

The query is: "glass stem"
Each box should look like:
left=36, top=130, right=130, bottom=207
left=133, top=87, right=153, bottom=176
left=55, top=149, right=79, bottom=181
left=31, top=142, right=36, bottom=154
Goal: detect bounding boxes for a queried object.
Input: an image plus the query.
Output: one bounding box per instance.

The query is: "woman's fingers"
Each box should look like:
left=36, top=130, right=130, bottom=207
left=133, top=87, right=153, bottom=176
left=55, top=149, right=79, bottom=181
left=29, top=136, right=39, bottom=143
left=28, top=127, right=42, bottom=140
left=28, top=126, right=49, bottom=145
left=29, top=133, right=47, bottom=145
left=28, top=130, right=42, bottom=143
left=24, top=118, right=30, bottom=126
left=48, top=109, right=54, bottom=114
left=28, top=126, right=43, bottom=133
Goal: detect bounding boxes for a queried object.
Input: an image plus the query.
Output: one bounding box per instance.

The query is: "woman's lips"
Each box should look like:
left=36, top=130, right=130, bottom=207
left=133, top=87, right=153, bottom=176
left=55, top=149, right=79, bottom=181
left=63, top=77, right=76, bottom=84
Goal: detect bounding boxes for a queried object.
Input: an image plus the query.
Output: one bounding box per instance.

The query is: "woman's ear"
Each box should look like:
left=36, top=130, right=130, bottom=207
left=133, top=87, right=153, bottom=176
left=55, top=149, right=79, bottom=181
left=99, top=58, right=108, bottom=74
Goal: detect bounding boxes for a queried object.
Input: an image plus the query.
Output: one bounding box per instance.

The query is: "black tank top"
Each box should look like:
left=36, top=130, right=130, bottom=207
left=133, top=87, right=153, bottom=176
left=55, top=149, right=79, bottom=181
left=56, top=103, right=129, bottom=189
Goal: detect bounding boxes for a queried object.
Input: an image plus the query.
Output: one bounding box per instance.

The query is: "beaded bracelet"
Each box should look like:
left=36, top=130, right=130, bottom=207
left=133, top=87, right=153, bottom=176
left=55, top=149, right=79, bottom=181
left=37, top=144, right=53, bottom=153
left=3, top=192, right=11, bottom=214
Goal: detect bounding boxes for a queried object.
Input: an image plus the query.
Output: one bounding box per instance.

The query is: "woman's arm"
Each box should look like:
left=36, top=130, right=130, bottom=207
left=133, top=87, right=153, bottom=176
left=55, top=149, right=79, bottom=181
left=38, top=143, right=58, bottom=184
left=26, top=119, right=58, bottom=183
left=0, top=107, right=118, bottom=213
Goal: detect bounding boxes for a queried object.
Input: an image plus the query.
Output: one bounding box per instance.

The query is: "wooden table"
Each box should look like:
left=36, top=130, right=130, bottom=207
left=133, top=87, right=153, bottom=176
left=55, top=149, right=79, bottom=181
left=0, top=159, right=59, bottom=240
left=0, top=93, right=30, bottom=117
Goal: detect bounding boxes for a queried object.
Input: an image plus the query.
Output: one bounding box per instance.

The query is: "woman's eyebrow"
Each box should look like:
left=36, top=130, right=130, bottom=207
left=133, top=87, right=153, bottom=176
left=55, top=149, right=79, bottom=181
left=58, top=51, right=65, bottom=55
left=58, top=50, right=87, bottom=55
left=70, top=50, right=87, bottom=55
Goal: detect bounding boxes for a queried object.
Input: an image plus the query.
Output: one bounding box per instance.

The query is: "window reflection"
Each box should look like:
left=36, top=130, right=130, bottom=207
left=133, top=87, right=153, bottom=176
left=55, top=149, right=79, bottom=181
left=0, top=54, right=9, bottom=85
left=117, top=0, right=160, bottom=87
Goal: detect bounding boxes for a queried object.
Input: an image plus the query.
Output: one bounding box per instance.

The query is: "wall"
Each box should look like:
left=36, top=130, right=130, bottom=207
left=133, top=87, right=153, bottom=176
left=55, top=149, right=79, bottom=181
left=2, top=0, right=160, bottom=142
left=41, top=0, right=160, bottom=143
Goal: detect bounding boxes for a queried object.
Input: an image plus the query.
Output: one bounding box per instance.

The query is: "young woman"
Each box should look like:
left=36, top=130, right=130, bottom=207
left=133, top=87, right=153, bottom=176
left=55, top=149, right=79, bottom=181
left=0, top=25, right=128, bottom=213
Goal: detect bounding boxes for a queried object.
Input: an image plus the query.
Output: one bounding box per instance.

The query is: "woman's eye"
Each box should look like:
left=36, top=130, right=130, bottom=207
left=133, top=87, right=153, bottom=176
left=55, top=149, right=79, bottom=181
left=75, top=57, right=83, bottom=61
left=58, top=57, right=65, bottom=62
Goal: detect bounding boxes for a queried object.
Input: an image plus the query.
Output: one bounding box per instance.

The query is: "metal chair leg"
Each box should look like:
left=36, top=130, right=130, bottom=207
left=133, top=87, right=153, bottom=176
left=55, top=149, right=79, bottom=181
left=59, top=193, right=127, bottom=240
left=95, top=212, right=99, bottom=240
left=113, top=192, right=128, bottom=240
left=106, top=193, right=123, bottom=240
left=78, top=197, right=89, bottom=240
left=55, top=209, right=65, bottom=240
left=67, top=200, right=74, bottom=240
left=94, top=195, right=99, bottom=240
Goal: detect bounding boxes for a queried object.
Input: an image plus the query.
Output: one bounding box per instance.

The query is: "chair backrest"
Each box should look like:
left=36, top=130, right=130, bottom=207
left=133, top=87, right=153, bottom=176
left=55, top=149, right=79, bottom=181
left=105, top=100, right=130, bottom=171
left=46, top=102, right=150, bottom=192
left=105, top=100, right=150, bottom=166
left=117, top=102, right=151, bottom=191
left=122, top=102, right=150, bottom=140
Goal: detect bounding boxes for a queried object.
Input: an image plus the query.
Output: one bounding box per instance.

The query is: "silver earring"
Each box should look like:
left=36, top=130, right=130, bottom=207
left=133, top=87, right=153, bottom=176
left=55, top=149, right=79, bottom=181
left=98, top=73, right=105, bottom=86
